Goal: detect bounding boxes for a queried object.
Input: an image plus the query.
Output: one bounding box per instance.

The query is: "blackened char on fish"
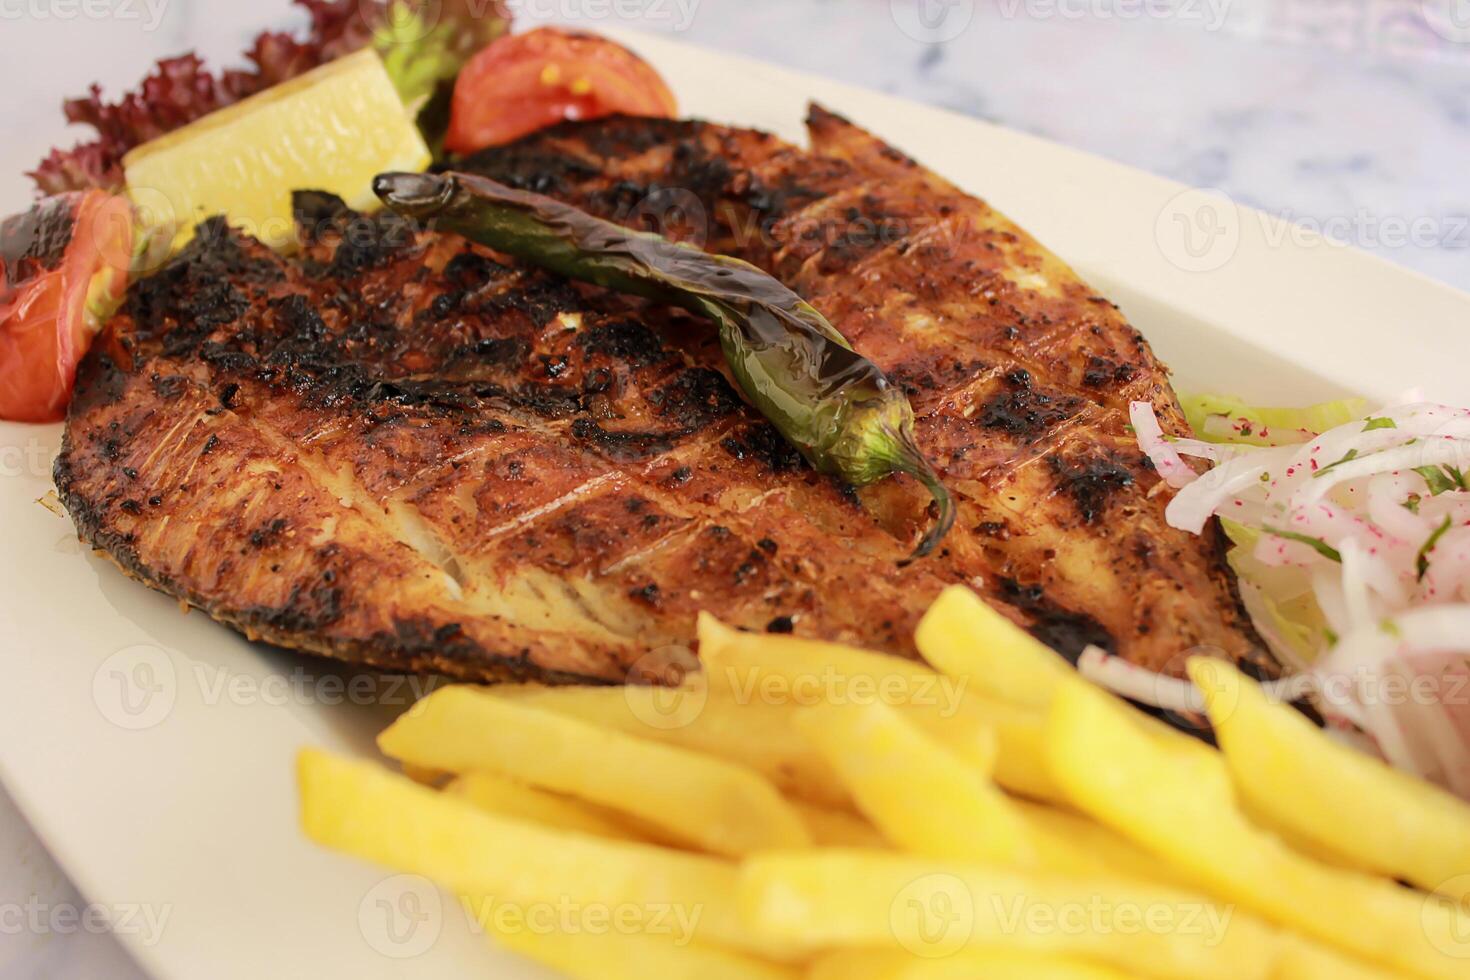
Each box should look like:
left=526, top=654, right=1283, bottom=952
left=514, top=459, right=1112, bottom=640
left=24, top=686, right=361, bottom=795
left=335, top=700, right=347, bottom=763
left=55, top=109, right=1267, bottom=683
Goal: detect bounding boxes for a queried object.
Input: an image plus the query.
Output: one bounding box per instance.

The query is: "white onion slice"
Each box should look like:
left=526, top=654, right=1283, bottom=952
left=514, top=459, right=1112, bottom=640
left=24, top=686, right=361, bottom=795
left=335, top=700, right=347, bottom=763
left=1130, top=401, right=1196, bottom=489
left=1134, top=397, right=1470, bottom=796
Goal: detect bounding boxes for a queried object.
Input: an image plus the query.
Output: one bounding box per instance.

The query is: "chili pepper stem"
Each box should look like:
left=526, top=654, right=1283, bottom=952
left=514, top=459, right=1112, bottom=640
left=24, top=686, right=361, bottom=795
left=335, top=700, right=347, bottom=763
left=885, top=426, right=955, bottom=563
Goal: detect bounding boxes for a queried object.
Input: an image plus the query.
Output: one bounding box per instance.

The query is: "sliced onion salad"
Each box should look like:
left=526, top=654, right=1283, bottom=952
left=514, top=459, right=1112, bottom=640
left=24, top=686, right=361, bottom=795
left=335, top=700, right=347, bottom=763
left=1116, top=397, right=1470, bottom=797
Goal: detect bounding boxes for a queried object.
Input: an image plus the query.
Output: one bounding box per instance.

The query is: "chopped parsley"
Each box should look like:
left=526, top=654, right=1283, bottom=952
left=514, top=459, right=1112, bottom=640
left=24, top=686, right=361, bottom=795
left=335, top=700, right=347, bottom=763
left=1263, top=526, right=1343, bottom=563
left=1414, top=465, right=1468, bottom=496
left=1362, top=417, right=1397, bottom=431
left=1312, top=448, right=1359, bottom=478
left=1416, top=516, right=1454, bottom=581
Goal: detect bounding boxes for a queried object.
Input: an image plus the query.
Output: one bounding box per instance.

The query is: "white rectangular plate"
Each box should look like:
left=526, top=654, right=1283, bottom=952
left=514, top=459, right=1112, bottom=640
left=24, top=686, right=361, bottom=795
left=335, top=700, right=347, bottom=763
left=1, top=28, right=1467, bottom=980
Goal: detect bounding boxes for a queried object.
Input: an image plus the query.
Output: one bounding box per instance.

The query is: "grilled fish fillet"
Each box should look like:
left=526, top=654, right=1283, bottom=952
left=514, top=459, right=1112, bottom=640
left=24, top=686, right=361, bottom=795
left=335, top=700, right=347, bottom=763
left=56, top=110, right=1267, bottom=683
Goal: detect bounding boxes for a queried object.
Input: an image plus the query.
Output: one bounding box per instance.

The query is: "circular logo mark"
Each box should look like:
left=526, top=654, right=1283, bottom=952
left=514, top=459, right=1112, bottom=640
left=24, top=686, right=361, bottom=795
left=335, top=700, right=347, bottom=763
left=1155, top=188, right=1240, bottom=273
left=1421, top=876, right=1470, bottom=959
left=1173, top=648, right=1236, bottom=735
left=359, top=874, right=443, bottom=959
left=122, top=186, right=179, bottom=277
left=92, top=644, right=177, bottom=730
left=627, top=187, right=711, bottom=250
left=891, top=0, right=976, bottom=43
left=890, top=873, right=974, bottom=959
left=623, top=647, right=708, bottom=731
left=362, top=0, right=442, bottom=48
left=1423, top=0, right=1470, bottom=43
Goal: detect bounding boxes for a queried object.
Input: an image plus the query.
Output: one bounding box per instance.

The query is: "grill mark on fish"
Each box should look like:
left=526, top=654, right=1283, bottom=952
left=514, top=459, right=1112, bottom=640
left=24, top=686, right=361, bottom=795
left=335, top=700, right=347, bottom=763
left=59, top=112, right=1270, bottom=683
left=454, top=108, right=1269, bottom=676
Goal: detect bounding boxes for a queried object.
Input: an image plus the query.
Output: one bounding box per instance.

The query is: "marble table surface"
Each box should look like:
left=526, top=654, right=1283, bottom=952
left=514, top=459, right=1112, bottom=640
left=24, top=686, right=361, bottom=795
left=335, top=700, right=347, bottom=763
left=1, top=1, right=1467, bottom=976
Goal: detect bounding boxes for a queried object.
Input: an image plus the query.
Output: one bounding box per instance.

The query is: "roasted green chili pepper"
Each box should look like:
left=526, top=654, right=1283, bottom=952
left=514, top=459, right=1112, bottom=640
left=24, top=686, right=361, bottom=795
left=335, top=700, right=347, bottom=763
left=373, top=171, right=954, bottom=559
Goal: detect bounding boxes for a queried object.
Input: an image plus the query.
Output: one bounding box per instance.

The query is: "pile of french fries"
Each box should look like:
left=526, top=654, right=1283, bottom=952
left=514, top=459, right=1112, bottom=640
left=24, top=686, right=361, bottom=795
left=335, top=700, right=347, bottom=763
left=298, top=585, right=1470, bottom=979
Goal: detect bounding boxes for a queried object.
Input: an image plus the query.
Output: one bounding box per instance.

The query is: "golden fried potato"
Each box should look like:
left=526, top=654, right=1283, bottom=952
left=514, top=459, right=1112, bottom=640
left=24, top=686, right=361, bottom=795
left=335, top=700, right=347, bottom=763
left=1191, top=657, right=1470, bottom=903
left=915, top=585, right=1074, bottom=710
left=737, top=850, right=1279, bottom=980
left=377, top=686, right=810, bottom=858
left=485, top=922, right=798, bottom=980
left=892, top=949, right=1133, bottom=980
left=792, top=700, right=1030, bottom=866
left=1045, top=677, right=1470, bottom=979
left=486, top=682, right=851, bottom=810
left=804, top=949, right=910, bottom=980
left=445, top=771, right=637, bottom=842
left=1272, top=936, right=1406, bottom=980
left=296, top=749, right=803, bottom=961
left=789, top=801, right=889, bottom=850
left=697, top=613, right=1064, bottom=802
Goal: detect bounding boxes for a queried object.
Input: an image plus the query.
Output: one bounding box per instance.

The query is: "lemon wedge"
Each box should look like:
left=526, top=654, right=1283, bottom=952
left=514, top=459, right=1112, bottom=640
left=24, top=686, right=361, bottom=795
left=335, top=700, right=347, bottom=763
left=124, top=47, right=430, bottom=253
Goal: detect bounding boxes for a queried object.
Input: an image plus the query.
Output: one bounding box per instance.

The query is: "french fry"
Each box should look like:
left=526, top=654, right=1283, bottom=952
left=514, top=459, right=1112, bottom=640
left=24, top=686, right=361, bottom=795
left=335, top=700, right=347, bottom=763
left=915, top=584, right=1073, bottom=710
left=296, top=748, right=803, bottom=961
left=737, top=850, right=1279, bottom=980
left=1273, top=936, right=1406, bottom=980
left=910, top=588, right=1205, bottom=761
left=792, top=700, right=1032, bottom=866
left=1011, top=800, right=1197, bottom=891
left=805, top=949, right=911, bottom=980
left=795, top=700, right=1177, bottom=881
left=1045, top=677, right=1470, bottom=979
left=1191, top=657, right=1470, bottom=903
left=445, top=771, right=637, bottom=842
left=400, top=763, right=451, bottom=787
left=893, top=949, right=1134, bottom=980
left=377, top=686, right=811, bottom=857
left=486, top=682, right=851, bottom=810
left=809, top=947, right=1134, bottom=980
left=697, top=613, right=1065, bottom=802
left=484, top=921, right=799, bottom=980
left=790, top=800, right=889, bottom=849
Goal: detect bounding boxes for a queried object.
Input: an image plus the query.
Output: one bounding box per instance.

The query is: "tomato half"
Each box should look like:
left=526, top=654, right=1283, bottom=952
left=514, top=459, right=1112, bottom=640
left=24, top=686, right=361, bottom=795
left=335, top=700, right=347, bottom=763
left=445, top=28, right=678, bottom=154
left=0, top=190, right=133, bottom=422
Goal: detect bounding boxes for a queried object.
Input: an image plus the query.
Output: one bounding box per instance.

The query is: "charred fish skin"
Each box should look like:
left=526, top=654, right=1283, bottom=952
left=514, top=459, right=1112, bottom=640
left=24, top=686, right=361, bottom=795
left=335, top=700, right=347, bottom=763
left=58, top=111, right=1265, bottom=683
left=455, top=108, right=1268, bottom=676
left=55, top=195, right=957, bottom=685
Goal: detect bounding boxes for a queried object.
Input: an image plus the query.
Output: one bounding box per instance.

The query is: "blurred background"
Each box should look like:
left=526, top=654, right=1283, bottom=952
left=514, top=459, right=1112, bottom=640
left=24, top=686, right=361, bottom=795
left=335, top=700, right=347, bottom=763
left=2, top=0, right=1468, bottom=286
left=1, top=1, right=1467, bottom=976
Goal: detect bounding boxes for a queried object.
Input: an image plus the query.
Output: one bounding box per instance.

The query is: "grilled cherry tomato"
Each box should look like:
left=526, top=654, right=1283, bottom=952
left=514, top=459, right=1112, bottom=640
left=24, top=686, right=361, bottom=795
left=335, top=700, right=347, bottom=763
left=0, top=190, right=133, bottom=422
left=445, top=28, right=677, bottom=154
